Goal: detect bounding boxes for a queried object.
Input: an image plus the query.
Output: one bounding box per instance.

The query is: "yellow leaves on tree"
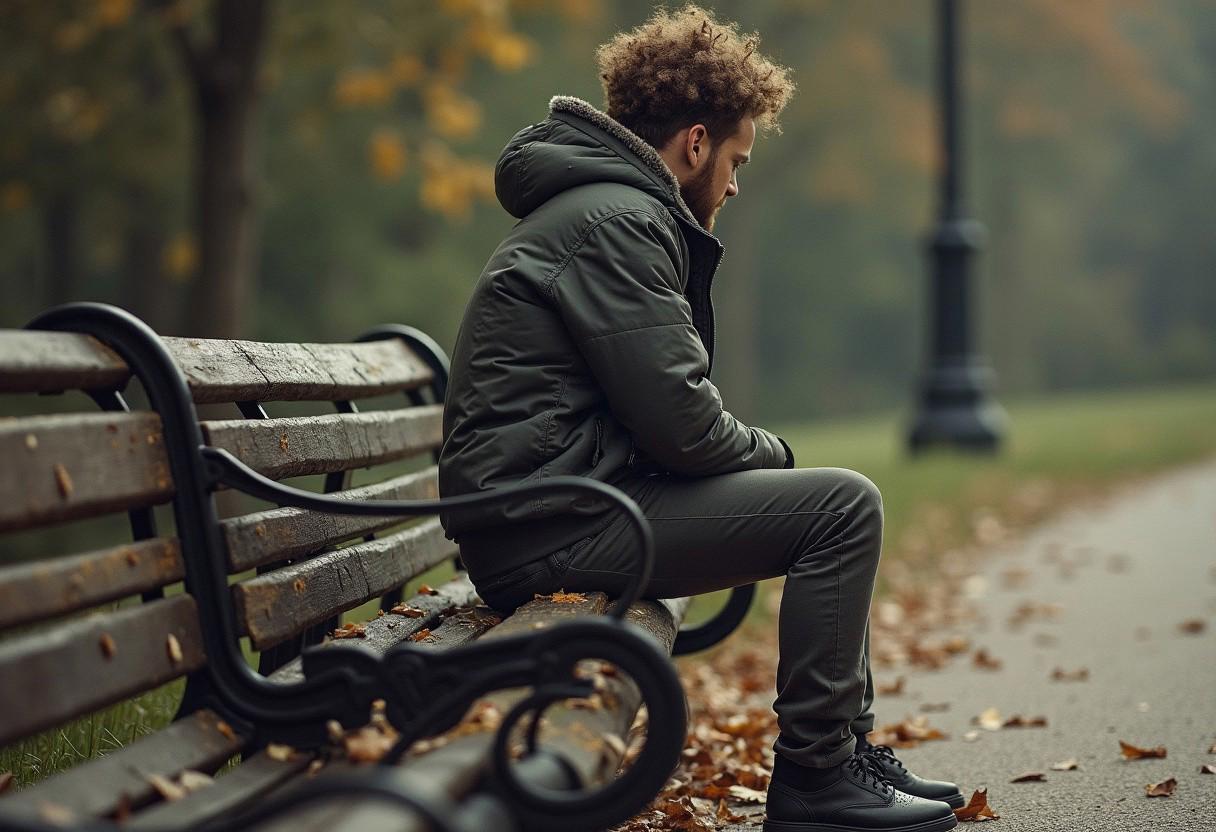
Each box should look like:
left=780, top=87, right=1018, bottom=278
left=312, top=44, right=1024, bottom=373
left=97, top=0, right=135, bottom=27
left=162, top=233, right=198, bottom=282
left=368, top=129, right=408, bottom=182
left=419, top=142, right=495, bottom=221
left=0, top=182, right=31, bottom=214
left=423, top=83, right=482, bottom=139
left=333, top=69, right=395, bottom=109
left=44, top=88, right=108, bottom=143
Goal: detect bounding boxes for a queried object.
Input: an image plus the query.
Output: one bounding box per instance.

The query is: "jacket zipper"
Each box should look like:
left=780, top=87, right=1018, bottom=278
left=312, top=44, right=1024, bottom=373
left=592, top=417, right=604, bottom=466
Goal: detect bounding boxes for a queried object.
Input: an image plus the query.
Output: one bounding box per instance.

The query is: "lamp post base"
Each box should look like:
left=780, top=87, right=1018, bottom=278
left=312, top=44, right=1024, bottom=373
left=908, top=361, right=1006, bottom=453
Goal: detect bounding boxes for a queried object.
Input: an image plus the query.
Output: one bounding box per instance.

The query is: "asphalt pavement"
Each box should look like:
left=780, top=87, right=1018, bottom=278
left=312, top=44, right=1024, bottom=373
left=730, top=459, right=1216, bottom=831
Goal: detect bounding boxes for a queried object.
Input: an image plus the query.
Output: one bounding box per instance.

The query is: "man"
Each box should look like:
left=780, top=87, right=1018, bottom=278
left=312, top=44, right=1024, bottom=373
left=439, top=6, right=962, bottom=831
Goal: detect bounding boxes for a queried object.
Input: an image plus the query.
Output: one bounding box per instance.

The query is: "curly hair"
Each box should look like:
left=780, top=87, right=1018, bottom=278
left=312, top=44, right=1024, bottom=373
left=596, top=4, right=794, bottom=149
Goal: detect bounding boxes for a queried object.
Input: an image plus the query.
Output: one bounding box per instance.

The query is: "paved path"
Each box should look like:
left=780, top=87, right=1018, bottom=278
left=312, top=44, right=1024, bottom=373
left=730, top=460, right=1216, bottom=831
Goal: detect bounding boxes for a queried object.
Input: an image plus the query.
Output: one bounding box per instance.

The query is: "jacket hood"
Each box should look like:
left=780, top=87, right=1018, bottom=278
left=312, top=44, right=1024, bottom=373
left=494, top=95, right=700, bottom=224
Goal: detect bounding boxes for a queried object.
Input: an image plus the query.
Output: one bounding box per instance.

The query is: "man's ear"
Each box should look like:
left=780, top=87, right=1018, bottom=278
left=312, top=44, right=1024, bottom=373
left=685, top=124, right=709, bottom=168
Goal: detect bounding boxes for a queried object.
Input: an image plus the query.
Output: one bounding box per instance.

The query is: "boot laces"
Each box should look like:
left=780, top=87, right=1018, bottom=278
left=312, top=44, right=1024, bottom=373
left=847, top=752, right=893, bottom=794
left=863, top=743, right=906, bottom=772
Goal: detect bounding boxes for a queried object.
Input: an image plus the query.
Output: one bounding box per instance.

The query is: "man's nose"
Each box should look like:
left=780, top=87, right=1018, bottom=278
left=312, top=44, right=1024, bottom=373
left=726, top=173, right=739, bottom=198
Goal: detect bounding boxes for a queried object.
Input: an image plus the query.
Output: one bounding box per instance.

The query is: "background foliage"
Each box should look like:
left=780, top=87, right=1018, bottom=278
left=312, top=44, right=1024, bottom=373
left=1, top=0, right=1212, bottom=421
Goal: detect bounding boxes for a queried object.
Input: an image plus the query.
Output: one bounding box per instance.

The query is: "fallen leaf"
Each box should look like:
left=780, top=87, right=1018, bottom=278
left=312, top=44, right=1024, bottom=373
left=1120, top=740, right=1167, bottom=760
left=344, top=725, right=397, bottom=763
left=715, top=798, right=744, bottom=822
left=390, top=603, right=425, bottom=618
left=1200, top=764, right=1216, bottom=774
left=176, top=770, right=213, bottom=794
left=418, top=584, right=439, bottom=595
left=38, top=803, right=76, bottom=827
left=548, top=590, right=587, bottom=604
left=265, top=743, right=296, bottom=762
left=1010, top=771, right=1046, bottom=782
left=954, top=788, right=1000, bottom=822
left=331, top=622, right=366, bottom=640
left=99, top=632, right=116, bottom=659
left=975, top=707, right=1003, bottom=731
left=278, top=433, right=289, bottom=452
left=1003, top=714, right=1048, bottom=728
left=1209, top=742, right=1216, bottom=754
left=727, top=784, right=767, bottom=804
left=1050, top=666, right=1089, bottom=682
left=877, top=676, right=905, bottom=696
left=53, top=463, right=73, bottom=498
left=409, top=628, right=433, bottom=642
left=1145, top=777, right=1177, bottom=797
left=166, top=633, right=183, bottom=664
left=215, top=720, right=237, bottom=742
left=972, top=648, right=1002, bottom=671
left=1178, top=618, right=1206, bottom=635
left=147, top=773, right=186, bottom=802
left=1051, top=758, right=1080, bottom=771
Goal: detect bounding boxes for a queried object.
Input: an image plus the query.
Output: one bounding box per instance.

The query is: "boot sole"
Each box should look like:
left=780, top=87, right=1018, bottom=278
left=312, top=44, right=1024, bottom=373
left=763, top=813, right=958, bottom=832
left=943, top=793, right=965, bottom=810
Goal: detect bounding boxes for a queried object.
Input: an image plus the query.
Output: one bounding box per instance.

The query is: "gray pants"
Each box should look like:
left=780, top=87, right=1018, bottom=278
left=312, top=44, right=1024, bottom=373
left=468, top=467, right=882, bottom=768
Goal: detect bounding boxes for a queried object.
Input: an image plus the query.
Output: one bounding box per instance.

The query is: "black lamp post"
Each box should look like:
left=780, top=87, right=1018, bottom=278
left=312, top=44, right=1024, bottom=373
left=908, top=0, right=1006, bottom=453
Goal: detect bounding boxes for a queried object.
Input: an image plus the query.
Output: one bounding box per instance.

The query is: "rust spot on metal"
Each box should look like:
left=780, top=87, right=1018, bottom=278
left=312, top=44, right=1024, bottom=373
left=53, top=463, right=74, bottom=498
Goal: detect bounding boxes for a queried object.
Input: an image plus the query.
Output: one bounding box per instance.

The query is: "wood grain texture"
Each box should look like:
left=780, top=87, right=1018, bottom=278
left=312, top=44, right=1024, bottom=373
left=163, top=337, right=432, bottom=404
left=0, top=537, right=184, bottom=630
left=0, top=411, right=173, bottom=532
left=0, top=709, right=244, bottom=821
left=233, top=518, right=455, bottom=650
left=269, top=575, right=481, bottom=684
left=0, top=595, right=206, bottom=746
left=221, top=467, right=439, bottom=572
left=126, top=747, right=314, bottom=830
left=201, top=406, right=443, bottom=481
left=0, top=330, right=130, bottom=393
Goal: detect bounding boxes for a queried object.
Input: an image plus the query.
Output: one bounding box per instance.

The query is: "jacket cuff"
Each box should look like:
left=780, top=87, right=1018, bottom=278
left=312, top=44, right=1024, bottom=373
left=777, top=436, right=796, bottom=469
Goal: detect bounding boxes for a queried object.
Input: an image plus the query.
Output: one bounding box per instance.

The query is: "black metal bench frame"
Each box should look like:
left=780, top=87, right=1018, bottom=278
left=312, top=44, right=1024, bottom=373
left=4, top=302, right=757, bottom=832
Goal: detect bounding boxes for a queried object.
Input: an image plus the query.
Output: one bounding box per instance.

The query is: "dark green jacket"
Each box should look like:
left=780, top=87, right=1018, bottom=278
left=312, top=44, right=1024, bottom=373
left=439, top=96, right=791, bottom=577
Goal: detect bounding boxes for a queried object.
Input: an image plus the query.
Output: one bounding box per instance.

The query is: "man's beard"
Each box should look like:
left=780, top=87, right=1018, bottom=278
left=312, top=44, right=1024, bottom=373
left=680, top=147, right=724, bottom=232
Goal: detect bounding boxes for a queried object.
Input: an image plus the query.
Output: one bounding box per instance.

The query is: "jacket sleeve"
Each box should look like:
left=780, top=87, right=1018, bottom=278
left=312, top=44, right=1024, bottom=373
left=549, top=209, right=790, bottom=476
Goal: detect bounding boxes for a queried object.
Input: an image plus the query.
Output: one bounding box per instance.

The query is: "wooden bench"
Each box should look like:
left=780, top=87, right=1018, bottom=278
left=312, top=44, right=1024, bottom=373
left=0, top=303, right=752, bottom=832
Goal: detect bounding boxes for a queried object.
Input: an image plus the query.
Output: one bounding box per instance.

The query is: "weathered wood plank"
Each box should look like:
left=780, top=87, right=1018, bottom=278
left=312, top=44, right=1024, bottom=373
left=163, top=337, right=432, bottom=404
left=221, top=467, right=440, bottom=572
left=0, top=709, right=244, bottom=821
left=126, top=748, right=314, bottom=830
left=201, top=406, right=443, bottom=481
left=269, top=575, right=480, bottom=685
left=0, top=595, right=206, bottom=746
left=0, top=330, right=130, bottom=394
left=233, top=518, right=454, bottom=650
left=0, top=411, right=173, bottom=532
left=0, top=537, right=184, bottom=630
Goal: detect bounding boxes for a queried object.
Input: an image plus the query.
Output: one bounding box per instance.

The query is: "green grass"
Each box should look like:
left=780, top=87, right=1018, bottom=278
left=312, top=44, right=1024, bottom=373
left=3, top=382, right=1214, bottom=787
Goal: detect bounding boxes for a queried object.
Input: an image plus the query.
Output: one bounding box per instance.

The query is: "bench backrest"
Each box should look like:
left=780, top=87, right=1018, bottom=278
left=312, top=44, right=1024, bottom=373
left=0, top=326, right=453, bottom=758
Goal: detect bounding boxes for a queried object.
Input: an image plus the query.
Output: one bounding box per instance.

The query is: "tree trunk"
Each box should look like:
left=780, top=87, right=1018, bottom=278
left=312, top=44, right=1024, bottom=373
left=121, top=187, right=174, bottom=333
left=174, top=0, right=269, bottom=339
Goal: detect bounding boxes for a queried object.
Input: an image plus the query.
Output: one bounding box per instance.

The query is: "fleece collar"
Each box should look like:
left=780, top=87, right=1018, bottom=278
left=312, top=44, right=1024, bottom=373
left=548, top=95, right=700, bottom=227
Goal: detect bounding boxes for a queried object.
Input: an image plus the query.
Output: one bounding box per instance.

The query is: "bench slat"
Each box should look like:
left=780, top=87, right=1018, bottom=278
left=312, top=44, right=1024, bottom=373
left=0, top=595, right=206, bottom=746
left=0, top=412, right=173, bottom=532
left=163, top=337, right=433, bottom=404
left=221, top=468, right=439, bottom=572
left=0, top=709, right=244, bottom=821
left=0, top=538, right=184, bottom=630
left=201, top=406, right=443, bottom=481
left=0, top=331, right=131, bottom=393
left=269, top=575, right=480, bottom=685
left=233, top=518, right=456, bottom=650
left=126, top=747, right=314, bottom=830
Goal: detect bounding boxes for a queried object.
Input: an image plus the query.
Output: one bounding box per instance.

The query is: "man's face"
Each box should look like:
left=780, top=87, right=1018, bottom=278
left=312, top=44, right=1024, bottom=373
left=680, top=116, right=755, bottom=232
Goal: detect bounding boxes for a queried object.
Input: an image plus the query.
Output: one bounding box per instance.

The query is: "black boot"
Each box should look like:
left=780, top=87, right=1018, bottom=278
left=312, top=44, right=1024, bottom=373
left=855, top=736, right=965, bottom=809
left=764, top=752, right=958, bottom=832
